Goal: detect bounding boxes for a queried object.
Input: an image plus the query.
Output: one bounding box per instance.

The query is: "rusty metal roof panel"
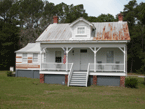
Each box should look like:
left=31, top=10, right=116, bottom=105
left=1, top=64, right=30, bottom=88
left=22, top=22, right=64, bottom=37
left=36, top=21, right=130, bottom=42
left=93, top=22, right=130, bottom=40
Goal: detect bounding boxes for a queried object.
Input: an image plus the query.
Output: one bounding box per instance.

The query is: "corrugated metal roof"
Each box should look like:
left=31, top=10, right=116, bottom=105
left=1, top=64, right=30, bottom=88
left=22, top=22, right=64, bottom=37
left=36, top=23, right=72, bottom=41
left=36, top=21, right=130, bottom=42
left=15, top=43, right=40, bottom=53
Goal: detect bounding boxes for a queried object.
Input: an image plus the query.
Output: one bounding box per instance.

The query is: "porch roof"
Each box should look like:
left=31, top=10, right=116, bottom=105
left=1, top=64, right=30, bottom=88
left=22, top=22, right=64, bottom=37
left=36, top=21, right=130, bottom=42
left=15, top=43, right=40, bottom=53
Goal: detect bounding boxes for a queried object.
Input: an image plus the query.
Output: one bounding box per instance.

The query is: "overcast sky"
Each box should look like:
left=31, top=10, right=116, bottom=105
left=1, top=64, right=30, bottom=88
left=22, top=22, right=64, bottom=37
left=47, top=0, right=144, bottom=17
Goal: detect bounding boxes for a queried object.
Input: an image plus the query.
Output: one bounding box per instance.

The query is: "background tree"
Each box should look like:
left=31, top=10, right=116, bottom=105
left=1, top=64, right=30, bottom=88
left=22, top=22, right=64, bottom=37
left=0, top=0, right=19, bottom=70
left=18, top=0, right=44, bottom=47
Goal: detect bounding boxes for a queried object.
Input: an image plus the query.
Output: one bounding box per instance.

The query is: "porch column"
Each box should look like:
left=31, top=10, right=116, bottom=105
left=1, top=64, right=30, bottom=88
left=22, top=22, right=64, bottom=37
left=119, top=47, right=125, bottom=73
left=62, top=47, right=73, bottom=72
left=66, top=47, right=68, bottom=71
left=90, top=47, right=101, bottom=72
left=40, top=51, right=42, bottom=70
left=124, top=46, right=126, bottom=73
left=94, top=48, right=97, bottom=72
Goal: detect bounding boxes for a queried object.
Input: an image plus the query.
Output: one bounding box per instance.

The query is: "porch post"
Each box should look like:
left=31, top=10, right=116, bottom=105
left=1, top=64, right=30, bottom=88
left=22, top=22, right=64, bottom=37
left=124, top=46, right=125, bottom=73
left=66, top=47, right=68, bottom=71
left=90, top=47, right=101, bottom=73
left=94, top=48, right=96, bottom=72
left=119, top=47, right=126, bottom=73
left=40, top=51, right=42, bottom=70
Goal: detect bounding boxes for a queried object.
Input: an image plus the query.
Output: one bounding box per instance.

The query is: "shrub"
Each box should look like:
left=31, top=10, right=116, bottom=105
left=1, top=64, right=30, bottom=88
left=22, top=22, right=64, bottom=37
left=7, top=71, right=12, bottom=77
left=125, top=77, right=138, bottom=88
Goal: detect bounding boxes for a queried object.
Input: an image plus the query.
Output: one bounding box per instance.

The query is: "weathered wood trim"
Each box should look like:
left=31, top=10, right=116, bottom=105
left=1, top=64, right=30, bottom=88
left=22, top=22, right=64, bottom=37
left=16, top=64, right=40, bottom=69
left=16, top=62, right=22, bottom=63
left=16, top=56, right=22, bottom=58
left=28, top=60, right=32, bottom=63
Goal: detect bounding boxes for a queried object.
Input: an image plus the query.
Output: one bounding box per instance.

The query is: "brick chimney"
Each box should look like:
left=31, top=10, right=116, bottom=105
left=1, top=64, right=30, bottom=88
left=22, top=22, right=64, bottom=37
left=118, top=13, right=123, bottom=21
left=53, top=16, right=58, bottom=23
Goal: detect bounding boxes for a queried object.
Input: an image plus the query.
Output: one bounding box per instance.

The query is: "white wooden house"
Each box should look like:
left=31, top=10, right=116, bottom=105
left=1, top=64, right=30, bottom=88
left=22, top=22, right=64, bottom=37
left=15, top=14, right=130, bottom=87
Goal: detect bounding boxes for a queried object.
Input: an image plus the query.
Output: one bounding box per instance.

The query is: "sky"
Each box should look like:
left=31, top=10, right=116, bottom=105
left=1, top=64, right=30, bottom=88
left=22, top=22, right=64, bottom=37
left=47, top=0, right=144, bottom=17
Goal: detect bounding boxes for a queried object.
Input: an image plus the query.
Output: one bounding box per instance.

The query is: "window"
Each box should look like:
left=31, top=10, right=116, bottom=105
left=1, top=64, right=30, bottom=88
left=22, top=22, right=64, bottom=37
left=80, top=49, right=87, bottom=53
left=22, top=53, right=27, bottom=63
left=77, top=27, right=85, bottom=34
left=33, top=53, right=38, bottom=63
left=106, top=51, right=114, bottom=63
left=55, top=51, right=61, bottom=63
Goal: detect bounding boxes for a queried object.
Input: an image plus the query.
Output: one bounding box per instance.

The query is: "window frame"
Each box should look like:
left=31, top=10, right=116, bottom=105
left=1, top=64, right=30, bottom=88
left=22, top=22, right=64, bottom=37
left=106, top=51, right=114, bottom=63
left=33, top=53, right=38, bottom=63
left=55, top=51, right=62, bottom=63
left=76, top=26, right=86, bottom=35
left=22, top=53, right=27, bottom=63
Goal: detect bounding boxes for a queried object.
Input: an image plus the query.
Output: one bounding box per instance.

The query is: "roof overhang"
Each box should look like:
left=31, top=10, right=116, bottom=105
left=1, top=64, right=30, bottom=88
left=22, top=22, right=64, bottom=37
left=37, top=40, right=129, bottom=44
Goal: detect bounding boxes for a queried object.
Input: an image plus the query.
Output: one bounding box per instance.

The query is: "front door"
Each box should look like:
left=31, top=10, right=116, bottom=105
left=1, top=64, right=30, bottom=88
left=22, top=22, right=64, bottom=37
left=80, top=49, right=88, bottom=71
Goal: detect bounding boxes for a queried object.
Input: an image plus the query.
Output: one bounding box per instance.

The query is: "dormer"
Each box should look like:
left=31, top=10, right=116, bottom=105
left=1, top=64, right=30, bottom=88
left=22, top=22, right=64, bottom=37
left=69, top=17, right=95, bottom=40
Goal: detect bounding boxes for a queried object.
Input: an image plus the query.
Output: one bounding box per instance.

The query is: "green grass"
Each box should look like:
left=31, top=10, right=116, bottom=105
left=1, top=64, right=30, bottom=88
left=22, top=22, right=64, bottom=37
left=0, top=71, right=145, bottom=109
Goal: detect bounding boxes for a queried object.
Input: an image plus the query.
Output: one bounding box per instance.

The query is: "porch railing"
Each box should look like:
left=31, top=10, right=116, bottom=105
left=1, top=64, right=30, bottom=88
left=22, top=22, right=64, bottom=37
left=41, top=63, right=72, bottom=71
left=90, top=63, right=124, bottom=72
left=68, top=63, right=74, bottom=86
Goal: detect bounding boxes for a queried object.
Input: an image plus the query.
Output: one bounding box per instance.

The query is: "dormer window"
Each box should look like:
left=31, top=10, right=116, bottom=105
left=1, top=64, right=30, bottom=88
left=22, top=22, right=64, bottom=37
left=77, top=26, right=85, bottom=35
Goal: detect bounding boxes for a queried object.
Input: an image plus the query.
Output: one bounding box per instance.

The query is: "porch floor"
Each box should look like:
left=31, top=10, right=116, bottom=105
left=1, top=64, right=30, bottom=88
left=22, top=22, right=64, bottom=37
left=41, top=70, right=124, bottom=73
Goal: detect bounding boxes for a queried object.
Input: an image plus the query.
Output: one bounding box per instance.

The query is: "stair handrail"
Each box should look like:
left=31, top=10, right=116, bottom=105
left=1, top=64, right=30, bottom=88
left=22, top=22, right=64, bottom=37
left=67, top=63, right=74, bottom=86
left=86, top=63, right=90, bottom=87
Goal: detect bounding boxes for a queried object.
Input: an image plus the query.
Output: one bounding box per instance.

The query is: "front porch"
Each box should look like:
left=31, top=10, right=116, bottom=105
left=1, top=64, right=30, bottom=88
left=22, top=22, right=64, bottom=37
left=39, top=43, right=127, bottom=87
left=40, top=46, right=126, bottom=74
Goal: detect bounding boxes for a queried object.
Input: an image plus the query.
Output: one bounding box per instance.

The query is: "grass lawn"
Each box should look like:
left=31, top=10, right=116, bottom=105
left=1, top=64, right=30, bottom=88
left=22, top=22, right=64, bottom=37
left=0, top=71, right=145, bottom=109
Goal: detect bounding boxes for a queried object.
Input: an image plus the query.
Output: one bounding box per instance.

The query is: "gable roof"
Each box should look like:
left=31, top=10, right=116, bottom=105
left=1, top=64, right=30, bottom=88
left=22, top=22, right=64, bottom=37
left=15, top=43, right=40, bottom=53
left=70, top=17, right=95, bottom=28
left=36, top=18, right=130, bottom=42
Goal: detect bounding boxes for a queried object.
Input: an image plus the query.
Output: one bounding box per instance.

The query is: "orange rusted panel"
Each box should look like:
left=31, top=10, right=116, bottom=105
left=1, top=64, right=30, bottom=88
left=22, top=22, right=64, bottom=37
left=92, top=22, right=131, bottom=41
left=16, top=56, right=22, bottom=58
left=28, top=60, right=32, bottom=63
left=16, top=62, right=22, bottom=63
left=28, top=57, right=32, bottom=59
left=16, top=64, right=40, bottom=68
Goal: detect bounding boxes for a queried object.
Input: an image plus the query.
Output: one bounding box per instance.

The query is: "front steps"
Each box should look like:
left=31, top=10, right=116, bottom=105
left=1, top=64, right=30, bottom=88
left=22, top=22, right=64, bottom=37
left=69, top=72, right=87, bottom=87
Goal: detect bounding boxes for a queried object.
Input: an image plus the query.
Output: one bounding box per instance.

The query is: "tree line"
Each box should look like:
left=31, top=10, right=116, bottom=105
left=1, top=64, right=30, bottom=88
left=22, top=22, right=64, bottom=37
left=0, top=0, right=145, bottom=74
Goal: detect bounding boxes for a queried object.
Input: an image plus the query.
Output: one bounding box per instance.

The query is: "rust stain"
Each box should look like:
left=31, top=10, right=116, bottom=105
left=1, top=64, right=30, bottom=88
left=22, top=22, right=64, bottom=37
left=104, top=32, right=111, bottom=40
left=28, top=57, right=32, bottom=59
left=16, top=64, right=40, bottom=68
left=108, top=23, right=113, bottom=40
left=28, top=60, right=32, bottom=63
left=16, top=62, right=22, bottom=63
left=119, top=30, right=123, bottom=40
left=16, top=56, right=22, bottom=58
left=113, top=32, right=118, bottom=40
left=102, top=26, right=105, bottom=39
